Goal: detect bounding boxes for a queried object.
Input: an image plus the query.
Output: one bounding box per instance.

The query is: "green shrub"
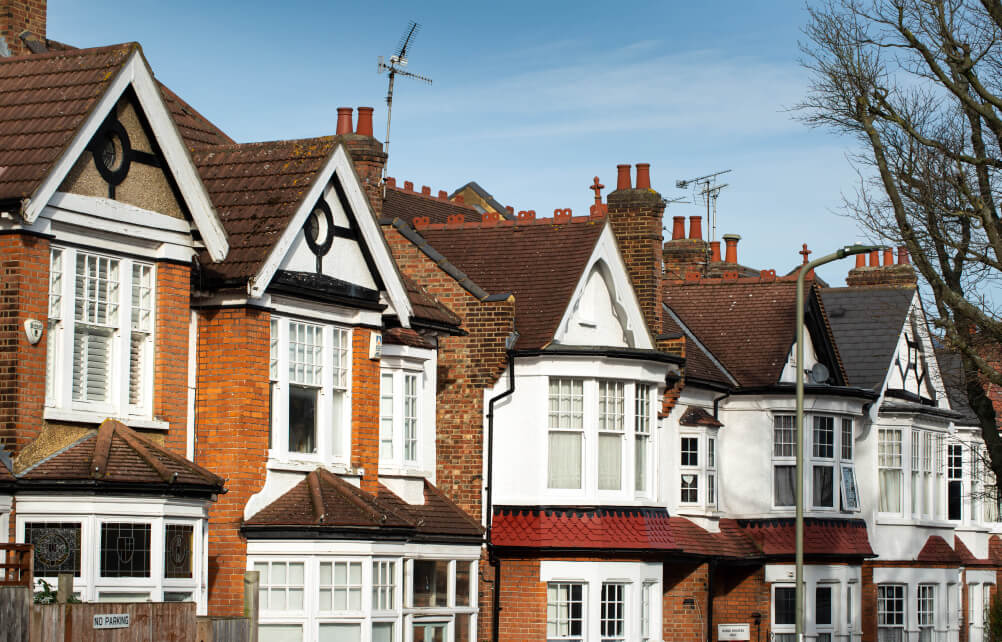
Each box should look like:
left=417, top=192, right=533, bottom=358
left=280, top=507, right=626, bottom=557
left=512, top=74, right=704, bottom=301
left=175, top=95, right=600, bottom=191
left=989, top=592, right=1002, bottom=642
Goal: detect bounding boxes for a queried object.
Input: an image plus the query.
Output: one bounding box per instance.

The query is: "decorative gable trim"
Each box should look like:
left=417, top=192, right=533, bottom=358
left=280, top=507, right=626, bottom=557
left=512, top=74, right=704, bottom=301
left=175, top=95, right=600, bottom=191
left=20, top=47, right=228, bottom=262
left=249, top=146, right=412, bottom=327
left=552, top=224, right=653, bottom=349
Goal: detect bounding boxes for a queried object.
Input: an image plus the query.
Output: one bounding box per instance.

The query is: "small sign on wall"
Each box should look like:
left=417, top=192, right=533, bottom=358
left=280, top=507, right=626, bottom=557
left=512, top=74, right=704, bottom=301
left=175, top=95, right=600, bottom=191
left=718, top=623, right=751, bottom=641
left=93, top=613, right=130, bottom=629
left=369, top=331, right=382, bottom=360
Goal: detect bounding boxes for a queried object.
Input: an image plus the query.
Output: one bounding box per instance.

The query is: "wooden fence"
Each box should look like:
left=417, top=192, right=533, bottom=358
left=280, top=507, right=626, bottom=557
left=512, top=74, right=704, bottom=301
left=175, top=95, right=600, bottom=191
left=30, top=602, right=196, bottom=641
left=0, top=543, right=33, bottom=587
left=0, top=586, right=31, bottom=642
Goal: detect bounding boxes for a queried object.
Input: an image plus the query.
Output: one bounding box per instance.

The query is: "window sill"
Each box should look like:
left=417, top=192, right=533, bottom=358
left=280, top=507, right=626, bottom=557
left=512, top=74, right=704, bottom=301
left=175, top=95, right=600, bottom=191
left=378, top=466, right=432, bottom=479
left=44, top=407, right=169, bottom=431
left=875, top=516, right=955, bottom=528
left=265, top=457, right=355, bottom=476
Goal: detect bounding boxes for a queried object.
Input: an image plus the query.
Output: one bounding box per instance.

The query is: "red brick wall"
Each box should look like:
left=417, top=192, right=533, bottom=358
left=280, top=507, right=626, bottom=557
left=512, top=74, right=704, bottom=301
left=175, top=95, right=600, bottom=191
left=664, top=561, right=710, bottom=641
left=712, top=564, right=771, bottom=642
left=342, top=136, right=387, bottom=218
left=0, top=232, right=49, bottom=453
left=494, top=556, right=546, bottom=641
left=351, top=327, right=380, bottom=494
left=383, top=224, right=514, bottom=516
left=0, top=0, right=45, bottom=57
left=195, top=306, right=270, bottom=617
left=606, top=188, right=666, bottom=337
left=153, top=261, right=190, bottom=455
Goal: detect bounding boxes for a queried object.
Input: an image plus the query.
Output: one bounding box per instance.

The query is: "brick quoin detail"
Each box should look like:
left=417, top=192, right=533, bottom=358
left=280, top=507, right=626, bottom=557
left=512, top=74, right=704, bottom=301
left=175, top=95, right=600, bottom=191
left=0, top=0, right=46, bottom=57
left=351, top=327, right=380, bottom=495
left=153, top=261, right=191, bottom=455
left=195, top=306, right=270, bottom=617
left=0, top=233, right=49, bottom=454
left=606, top=188, right=666, bottom=337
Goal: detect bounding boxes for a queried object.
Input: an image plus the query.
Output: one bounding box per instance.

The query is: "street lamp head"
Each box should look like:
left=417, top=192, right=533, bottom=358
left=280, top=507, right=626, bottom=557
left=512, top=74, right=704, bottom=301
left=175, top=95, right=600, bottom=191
left=837, top=243, right=885, bottom=258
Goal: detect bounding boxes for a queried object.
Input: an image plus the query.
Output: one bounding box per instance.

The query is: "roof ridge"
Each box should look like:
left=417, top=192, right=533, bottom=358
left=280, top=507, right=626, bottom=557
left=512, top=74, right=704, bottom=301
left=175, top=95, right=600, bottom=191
left=112, top=421, right=174, bottom=483
left=665, top=270, right=805, bottom=286
left=386, top=179, right=480, bottom=211
left=103, top=419, right=223, bottom=485
left=192, top=135, right=340, bottom=154
left=0, top=41, right=137, bottom=64
left=315, top=468, right=411, bottom=526
left=17, top=432, right=96, bottom=476
left=412, top=207, right=606, bottom=232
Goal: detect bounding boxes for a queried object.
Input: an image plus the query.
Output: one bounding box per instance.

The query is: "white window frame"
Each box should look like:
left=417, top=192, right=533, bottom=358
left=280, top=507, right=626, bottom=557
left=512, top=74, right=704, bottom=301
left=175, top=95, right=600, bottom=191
left=45, top=246, right=156, bottom=422
left=268, top=316, right=351, bottom=465
left=879, top=429, right=904, bottom=515
left=877, top=584, right=906, bottom=641
left=773, top=415, right=796, bottom=508
left=634, top=385, right=652, bottom=495
left=679, top=434, right=700, bottom=505
left=379, top=366, right=424, bottom=470
left=774, top=414, right=857, bottom=513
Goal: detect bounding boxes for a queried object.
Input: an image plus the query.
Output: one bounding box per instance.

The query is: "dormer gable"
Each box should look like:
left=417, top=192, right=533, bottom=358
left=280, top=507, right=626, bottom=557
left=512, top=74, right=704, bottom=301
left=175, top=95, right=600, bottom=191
left=0, top=44, right=228, bottom=262
left=554, top=224, right=653, bottom=349
left=884, top=294, right=947, bottom=404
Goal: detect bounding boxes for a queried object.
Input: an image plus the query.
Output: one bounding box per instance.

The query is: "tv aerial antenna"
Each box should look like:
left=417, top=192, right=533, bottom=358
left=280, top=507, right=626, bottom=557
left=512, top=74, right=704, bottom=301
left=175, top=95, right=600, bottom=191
left=661, top=196, right=690, bottom=233
left=676, top=169, right=731, bottom=242
left=378, top=21, right=433, bottom=176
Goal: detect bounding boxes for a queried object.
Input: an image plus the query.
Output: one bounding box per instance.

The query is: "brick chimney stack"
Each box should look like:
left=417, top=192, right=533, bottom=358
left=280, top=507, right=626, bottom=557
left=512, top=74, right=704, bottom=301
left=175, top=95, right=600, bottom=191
left=606, top=163, right=665, bottom=336
left=663, top=212, right=708, bottom=279
left=845, top=245, right=917, bottom=287
left=0, top=0, right=46, bottom=57
left=335, top=106, right=388, bottom=217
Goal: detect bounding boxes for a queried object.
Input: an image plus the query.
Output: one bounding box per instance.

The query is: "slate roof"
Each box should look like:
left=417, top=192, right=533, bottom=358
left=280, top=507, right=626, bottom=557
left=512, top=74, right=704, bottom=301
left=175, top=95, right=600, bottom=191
left=935, top=349, right=979, bottom=425
left=491, top=506, right=677, bottom=551
left=736, top=518, right=874, bottom=558
left=383, top=185, right=483, bottom=225
left=664, top=280, right=840, bottom=388
left=0, top=43, right=135, bottom=203
left=245, top=469, right=481, bottom=543
left=190, top=137, right=340, bottom=285
left=413, top=218, right=606, bottom=350
left=821, top=287, right=914, bottom=390
left=18, top=419, right=224, bottom=495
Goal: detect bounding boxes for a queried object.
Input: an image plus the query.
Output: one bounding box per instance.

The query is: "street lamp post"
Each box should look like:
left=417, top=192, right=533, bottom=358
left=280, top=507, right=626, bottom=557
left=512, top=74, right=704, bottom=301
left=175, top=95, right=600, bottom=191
left=795, top=244, right=880, bottom=642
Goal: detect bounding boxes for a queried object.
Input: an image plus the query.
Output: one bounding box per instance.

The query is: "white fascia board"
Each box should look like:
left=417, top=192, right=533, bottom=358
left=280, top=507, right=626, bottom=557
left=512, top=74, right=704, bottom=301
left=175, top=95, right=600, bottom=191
left=552, top=223, right=653, bottom=349
left=247, top=145, right=413, bottom=328
left=21, top=49, right=228, bottom=263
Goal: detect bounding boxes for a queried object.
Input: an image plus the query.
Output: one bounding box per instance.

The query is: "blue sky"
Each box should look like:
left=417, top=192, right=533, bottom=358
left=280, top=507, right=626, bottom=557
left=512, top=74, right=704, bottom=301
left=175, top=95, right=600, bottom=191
left=50, top=1, right=869, bottom=285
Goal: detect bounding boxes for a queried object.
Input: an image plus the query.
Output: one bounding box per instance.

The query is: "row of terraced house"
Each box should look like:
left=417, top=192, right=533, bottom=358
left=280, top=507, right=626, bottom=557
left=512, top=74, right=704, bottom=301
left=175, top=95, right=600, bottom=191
left=2, top=3, right=1002, bottom=641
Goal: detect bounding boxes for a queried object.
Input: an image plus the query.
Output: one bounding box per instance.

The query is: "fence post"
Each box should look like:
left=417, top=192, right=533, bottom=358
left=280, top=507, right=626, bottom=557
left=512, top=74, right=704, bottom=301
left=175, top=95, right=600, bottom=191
left=56, top=574, right=72, bottom=604
left=244, top=570, right=259, bottom=642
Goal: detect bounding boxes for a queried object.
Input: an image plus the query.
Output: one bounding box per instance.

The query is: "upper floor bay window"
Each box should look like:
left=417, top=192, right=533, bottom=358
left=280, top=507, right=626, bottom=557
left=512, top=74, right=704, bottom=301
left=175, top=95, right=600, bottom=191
left=547, top=378, right=656, bottom=497
left=269, top=317, right=350, bottom=462
left=773, top=414, right=857, bottom=511
left=678, top=432, right=717, bottom=509
left=379, top=368, right=421, bottom=469
left=46, top=248, right=155, bottom=419
left=879, top=428, right=950, bottom=519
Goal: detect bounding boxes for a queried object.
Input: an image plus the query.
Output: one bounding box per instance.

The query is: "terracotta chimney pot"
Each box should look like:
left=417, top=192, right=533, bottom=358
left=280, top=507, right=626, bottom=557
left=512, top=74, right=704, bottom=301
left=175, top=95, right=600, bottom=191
left=421, top=186, right=431, bottom=196
left=635, top=163, right=651, bottom=190
left=722, top=234, right=741, bottom=264
left=336, top=107, right=353, bottom=135
left=688, top=216, right=703, bottom=241
left=438, top=190, right=448, bottom=199
left=897, top=246, right=910, bottom=265
left=404, top=181, right=414, bottom=192
left=671, top=216, right=685, bottom=241
left=710, top=241, right=722, bottom=263
left=355, top=107, right=374, bottom=136
left=883, top=248, right=894, bottom=266
left=616, top=164, right=632, bottom=190
left=868, top=250, right=880, bottom=267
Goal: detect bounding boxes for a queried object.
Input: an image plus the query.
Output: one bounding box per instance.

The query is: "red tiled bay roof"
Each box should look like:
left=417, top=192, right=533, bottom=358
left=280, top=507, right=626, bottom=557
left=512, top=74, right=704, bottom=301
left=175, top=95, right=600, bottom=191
left=668, top=517, right=760, bottom=558
left=736, top=518, right=874, bottom=558
left=917, top=535, right=963, bottom=564
left=19, top=419, right=223, bottom=494
left=415, top=219, right=605, bottom=350
left=0, top=43, right=135, bottom=202
left=491, top=506, right=677, bottom=551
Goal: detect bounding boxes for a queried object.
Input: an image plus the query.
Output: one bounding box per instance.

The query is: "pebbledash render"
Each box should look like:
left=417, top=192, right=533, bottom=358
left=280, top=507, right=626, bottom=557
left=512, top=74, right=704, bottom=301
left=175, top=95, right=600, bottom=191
left=2, top=3, right=1002, bottom=642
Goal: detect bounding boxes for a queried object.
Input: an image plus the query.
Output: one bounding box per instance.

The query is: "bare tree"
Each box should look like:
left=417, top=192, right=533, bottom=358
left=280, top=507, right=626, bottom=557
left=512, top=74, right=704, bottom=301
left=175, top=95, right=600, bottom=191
left=801, top=0, right=1002, bottom=481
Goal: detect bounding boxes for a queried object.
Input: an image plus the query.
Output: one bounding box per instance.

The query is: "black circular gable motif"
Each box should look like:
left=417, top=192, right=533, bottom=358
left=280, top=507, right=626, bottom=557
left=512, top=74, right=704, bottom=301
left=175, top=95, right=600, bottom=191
left=91, top=119, right=131, bottom=185
left=304, top=198, right=334, bottom=257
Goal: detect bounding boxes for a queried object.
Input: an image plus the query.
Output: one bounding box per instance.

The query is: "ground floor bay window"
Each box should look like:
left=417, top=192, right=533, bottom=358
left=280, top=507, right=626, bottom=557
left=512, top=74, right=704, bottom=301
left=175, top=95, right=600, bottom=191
left=250, top=543, right=479, bottom=642
left=766, top=564, right=861, bottom=642
left=872, top=567, right=962, bottom=642
left=540, top=560, right=661, bottom=642
left=15, top=494, right=208, bottom=611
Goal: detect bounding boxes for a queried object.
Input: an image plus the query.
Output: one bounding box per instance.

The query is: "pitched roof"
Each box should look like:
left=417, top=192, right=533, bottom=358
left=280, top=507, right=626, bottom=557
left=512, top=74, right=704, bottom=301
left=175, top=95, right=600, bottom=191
left=916, top=535, right=963, bottom=564
left=245, top=469, right=481, bottom=543
left=821, top=287, right=914, bottom=390
left=663, top=309, right=733, bottom=386
left=491, top=506, right=678, bottom=551
left=18, top=419, right=223, bottom=495
left=383, top=185, right=483, bottom=226
left=668, top=517, right=760, bottom=558
left=934, top=348, right=979, bottom=425
left=736, top=517, right=874, bottom=558
left=0, top=43, right=135, bottom=203
left=191, top=137, right=339, bottom=285
left=665, top=280, right=840, bottom=388
left=679, top=406, right=723, bottom=428
left=413, top=217, right=606, bottom=349
left=158, top=83, right=233, bottom=148
left=400, top=273, right=462, bottom=330
left=449, top=181, right=510, bottom=216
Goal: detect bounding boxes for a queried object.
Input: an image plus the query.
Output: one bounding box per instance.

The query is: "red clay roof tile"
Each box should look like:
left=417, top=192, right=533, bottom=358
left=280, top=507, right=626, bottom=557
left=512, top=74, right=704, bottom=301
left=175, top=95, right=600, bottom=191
left=668, top=517, right=760, bottom=558
left=917, top=535, right=963, bottom=564
left=736, top=518, right=874, bottom=558
left=491, top=507, right=678, bottom=551
left=383, top=186, right=482, bottom=225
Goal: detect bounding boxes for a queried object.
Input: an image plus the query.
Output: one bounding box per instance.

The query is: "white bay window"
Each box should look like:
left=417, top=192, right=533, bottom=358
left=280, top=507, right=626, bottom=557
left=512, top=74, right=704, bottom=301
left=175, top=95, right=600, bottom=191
left=46, top=247, right=155, bottom=419
left=773, top=414, right=857, bottom=512
left=269, top=317, right=350, bottom=462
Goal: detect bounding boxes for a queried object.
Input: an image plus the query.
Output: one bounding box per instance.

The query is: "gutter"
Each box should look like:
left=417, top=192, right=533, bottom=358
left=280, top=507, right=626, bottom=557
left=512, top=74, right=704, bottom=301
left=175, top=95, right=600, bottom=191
left=510, top=346, right=684, bottom=366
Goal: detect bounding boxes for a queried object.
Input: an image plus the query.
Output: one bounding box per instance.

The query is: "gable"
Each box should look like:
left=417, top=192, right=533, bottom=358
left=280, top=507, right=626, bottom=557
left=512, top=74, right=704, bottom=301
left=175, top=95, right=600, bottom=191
left=553, top=225, right=653, bottom=350
left=7, top=44, right=227, bottom=261
left=885, top=297, right=946, bottom=403
left=59, top=89, right=189, bottom=222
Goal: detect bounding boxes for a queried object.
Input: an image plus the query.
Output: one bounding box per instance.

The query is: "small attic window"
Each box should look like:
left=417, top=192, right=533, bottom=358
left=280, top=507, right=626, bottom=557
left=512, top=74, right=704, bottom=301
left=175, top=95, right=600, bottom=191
left=91, top=119, right=131, bottom=185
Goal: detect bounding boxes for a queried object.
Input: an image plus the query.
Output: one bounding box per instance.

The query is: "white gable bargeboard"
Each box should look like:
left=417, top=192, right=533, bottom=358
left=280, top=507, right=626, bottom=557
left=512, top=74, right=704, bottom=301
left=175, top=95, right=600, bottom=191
left=249, top=146, right=412, bottom=327
left=19, top=47, right=227, bottom=262
left=552, top=224, right=653, bottom=350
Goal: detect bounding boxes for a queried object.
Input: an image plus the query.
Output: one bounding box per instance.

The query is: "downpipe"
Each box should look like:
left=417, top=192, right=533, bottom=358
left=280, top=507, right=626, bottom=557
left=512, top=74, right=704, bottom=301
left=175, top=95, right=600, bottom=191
left=486, top=348, right=516, bottom=642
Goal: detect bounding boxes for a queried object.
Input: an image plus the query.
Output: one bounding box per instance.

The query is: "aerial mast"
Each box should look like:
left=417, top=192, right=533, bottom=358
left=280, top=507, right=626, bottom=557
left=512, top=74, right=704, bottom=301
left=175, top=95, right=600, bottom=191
left=377, top=21, right=433, bottom=177
left=675, top=169, right=731, bottom=242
